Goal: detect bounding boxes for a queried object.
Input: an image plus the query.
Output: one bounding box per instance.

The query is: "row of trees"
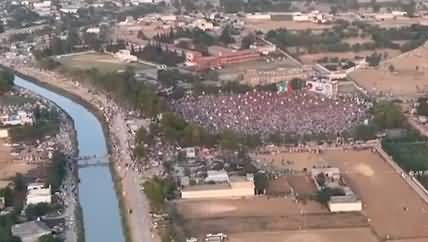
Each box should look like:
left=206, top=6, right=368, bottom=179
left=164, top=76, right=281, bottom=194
left=0, top=70, right=14, bottom=94
left=66, top=68, right=166, bottom=118
left=266, top=22, right=428, bottom=55
left=220, top=0, right=291, bottom=13
left=132, top=44, right=185, bottom=66
left=153, top=26, right=236, bottom=53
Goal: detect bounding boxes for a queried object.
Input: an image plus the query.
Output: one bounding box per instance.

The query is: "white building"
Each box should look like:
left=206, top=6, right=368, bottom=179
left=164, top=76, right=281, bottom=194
left=205, top=170, right=229, bottom=183
left=190, top=19, right=214, bottom=31
left=60, top=6, right=79, bottom=14
left=184, top=147, right=196, bottom=159
left=246, top=13, right=271, bottom=20
left=26, top=183, right=52, bottom=206
left=114, top=49, right=138, bottom=63
left=328, top=195, right=363, bottom=212
left=311, top=167, right=362, bottom=213
left=86, top=27, right=101, bottom=34
left=0, top=197, right=5, bottom=210
left=181, top=176, right=254, bottom=199
left=0, top=128, right=8, bottom=138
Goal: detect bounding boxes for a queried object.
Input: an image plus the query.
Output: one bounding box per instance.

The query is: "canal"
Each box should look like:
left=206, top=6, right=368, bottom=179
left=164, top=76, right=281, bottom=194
left=15, top=75, right=126, bottom=242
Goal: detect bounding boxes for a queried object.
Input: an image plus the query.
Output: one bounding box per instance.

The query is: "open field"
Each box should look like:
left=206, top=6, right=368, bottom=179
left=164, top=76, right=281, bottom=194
left=0, top=95, right=34, bottom=106
left=176, top=198, right=326, bottom=219
left=244, top=20, right=332, bottom=32
left=350, top=43, right=428, bottom=97
left=175, top=197, right=367, bottom=237
left=299, top=49, right=401, bottom=65
left=254, top=149, right=428, bottom=240
left=57, top=52, right=153, bottom=73
left=228, top=228, right=379, bottom=242
left=266, top=176, right=292, bottom=195
left=0, top=141, right=32, bottom=188
left=286, top=175, right=317, bottom=195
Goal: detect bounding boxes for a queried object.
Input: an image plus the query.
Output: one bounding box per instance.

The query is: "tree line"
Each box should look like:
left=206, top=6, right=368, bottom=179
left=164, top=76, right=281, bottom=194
left=131, top=44, right=185, bottom=66
left=266, top=21, right=428, bottom=54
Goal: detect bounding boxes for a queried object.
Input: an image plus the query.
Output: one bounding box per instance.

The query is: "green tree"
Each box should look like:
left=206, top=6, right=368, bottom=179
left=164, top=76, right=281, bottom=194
left=402, top=0, right=416, bottom=17
left=241, top=33, right=256, bottom=49
left=417, top=98, right=428, bottom=116
left=143, top=177, right=176, bottom=213
left=365, top=52, right=382, bottom=66
left=0, top=70, right=14, bottom=94
left=353, top=124, right=377, bottom=140
left=47, top=152, right=67, bottom=192
left=219, top=25, right=235, bottom=45
left=25, top=203, right=52, bottom=220
left=388, top=64, right=395, bottom=72
left=218, top=129, right=239, bottom=150
left=254, top=172, right=267, bottom=195
left=13, top=173, right=25, bottom=192
left=289, top=78, right=305, bottom=91
left=38, top=234, right=60, bottom=242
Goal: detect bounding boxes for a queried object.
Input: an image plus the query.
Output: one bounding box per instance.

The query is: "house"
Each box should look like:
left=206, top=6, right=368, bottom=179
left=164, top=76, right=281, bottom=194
left=0, top=128, right=8, bottom=138
left=0, top=197, right=5, bottom=210
left=205, top=170, right=229, bottom=183
left=184, top=147, right=196, bottom=159
left=11, top=220, right=51, bottom=242
left=114, top=49, right=138, bottom=63
left=328, top=194, right=363, bottom=212
left=26, top=183, right=52, bottom=206
left=311, top=167, right=362, bottom=212
left=190, top=19, right=214, bottom=31
left=86, top=27, right=101, bottom=34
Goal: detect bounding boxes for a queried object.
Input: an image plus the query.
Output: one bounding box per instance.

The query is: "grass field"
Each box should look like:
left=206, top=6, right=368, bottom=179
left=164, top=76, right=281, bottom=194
left=57, top=52, right=153, bottom=73
left=382, top=141, right=428, bottom=172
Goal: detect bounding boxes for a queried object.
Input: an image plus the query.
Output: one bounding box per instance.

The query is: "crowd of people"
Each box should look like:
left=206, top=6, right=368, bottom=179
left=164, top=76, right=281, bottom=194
left=171, top=90, right=370, bottom=137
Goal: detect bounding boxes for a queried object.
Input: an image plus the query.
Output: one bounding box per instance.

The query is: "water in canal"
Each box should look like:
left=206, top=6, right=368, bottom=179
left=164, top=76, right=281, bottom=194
left=15, top=76, right=125, bottom=242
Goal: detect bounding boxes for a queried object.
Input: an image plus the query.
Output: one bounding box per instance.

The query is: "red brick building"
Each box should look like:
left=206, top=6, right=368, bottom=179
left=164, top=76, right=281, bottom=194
left=185, top=49, right=261, bottom=71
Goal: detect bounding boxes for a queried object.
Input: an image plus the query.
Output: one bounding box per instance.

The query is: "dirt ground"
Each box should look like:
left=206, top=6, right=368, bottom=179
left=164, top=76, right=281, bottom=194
left=350, top=43, right=428, bottom=97
left=176, top=197, right=327, bottom=219
left=287, top=175, right=317, bottom=195
left=254, top=151, right=328, bottom=172
left=267, top=176, right=292, bottom=195
left=0, top=141, right=32, bottom=188
left=176, top=197, right=367, bottom=236
left=299, top=49, right=401, bottom=64
left=244, top=20, right=332, bottom=32
left=228, top=228, right=379, bottom=242
left=255, top=149, right=428, bottom=240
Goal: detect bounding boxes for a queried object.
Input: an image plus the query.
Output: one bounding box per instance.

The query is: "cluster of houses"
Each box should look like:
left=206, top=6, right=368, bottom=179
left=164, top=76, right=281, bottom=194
left=311, top=167, right=363, bottom=212
left=0, top=110, right=33, bottom=126
left=0, top=182, right=53, bottom=242
left=174, top=147, right=256, bottom=200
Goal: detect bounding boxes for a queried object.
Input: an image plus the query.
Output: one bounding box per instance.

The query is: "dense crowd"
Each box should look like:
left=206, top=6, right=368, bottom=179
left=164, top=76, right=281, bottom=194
left=171, top=90, right=369, bottom=137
